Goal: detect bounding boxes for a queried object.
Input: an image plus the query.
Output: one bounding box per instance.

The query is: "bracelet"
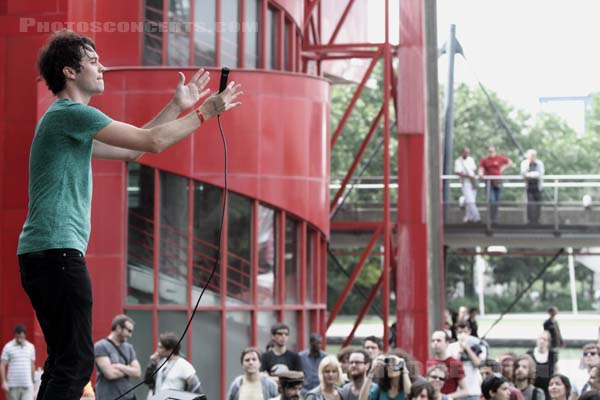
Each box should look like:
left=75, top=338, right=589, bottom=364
left=195, top=109, right=205, bottom=124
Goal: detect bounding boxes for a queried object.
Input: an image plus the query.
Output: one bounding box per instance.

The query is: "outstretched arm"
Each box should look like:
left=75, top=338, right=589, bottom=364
left=94, top=81, right=242, bottom=155
left=93, top=69, right=212, bottom=160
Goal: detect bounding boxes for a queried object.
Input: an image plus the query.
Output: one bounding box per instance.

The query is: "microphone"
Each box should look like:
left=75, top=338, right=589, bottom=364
left=219, top=67, right=230, bottom=93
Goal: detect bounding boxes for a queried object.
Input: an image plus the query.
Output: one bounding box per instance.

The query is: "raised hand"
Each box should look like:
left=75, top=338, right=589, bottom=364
left=173, top=69, right=211, bottom=111
left=198, top=81, right=243, bottom=120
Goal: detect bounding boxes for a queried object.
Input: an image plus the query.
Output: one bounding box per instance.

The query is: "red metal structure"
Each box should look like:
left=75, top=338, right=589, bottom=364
left=0, top=1, right=435, bottom=398
left=304, top=0, right=435, bottom=364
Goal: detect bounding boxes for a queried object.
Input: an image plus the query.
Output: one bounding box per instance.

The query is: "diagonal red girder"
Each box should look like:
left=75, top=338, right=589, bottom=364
left=330, top=105, right=384, bottom=213
left=330, top=47, right=382, bottom=148
left=326, top=225, right=382, bottom=328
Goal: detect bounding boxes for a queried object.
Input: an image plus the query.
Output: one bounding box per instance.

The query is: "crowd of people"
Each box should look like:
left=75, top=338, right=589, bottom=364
left=3, top=308, right=600, bottom=400
left=454, top=145, right=544, bottom=224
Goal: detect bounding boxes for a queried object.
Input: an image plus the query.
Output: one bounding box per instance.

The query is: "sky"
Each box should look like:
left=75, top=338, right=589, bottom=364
left=366, top=0, right=600, bottom=133
left=435, top=0, right=600, bottom=132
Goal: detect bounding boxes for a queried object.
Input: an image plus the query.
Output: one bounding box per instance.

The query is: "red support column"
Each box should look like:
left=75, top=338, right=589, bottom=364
left=396, top=0, right=429, bottom=363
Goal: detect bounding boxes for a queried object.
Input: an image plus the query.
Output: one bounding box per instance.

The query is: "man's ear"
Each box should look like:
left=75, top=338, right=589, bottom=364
left=63, top=66, right=76, bottom=80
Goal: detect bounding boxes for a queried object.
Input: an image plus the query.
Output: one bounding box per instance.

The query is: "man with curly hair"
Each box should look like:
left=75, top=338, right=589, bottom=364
left=17, top=30, right=242, bottom=400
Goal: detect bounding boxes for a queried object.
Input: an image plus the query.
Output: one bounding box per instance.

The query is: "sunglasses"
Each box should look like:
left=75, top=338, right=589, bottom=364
left=429, top=375, right=446, bottom=381
left=584, top=352, right=598, bottom=356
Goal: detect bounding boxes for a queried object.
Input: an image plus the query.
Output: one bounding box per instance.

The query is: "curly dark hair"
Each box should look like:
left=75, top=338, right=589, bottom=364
left=37, top=30, right=96, bottom=94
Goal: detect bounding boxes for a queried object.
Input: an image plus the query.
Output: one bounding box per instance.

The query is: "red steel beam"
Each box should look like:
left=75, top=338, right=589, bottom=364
left=303, top=0, right=321, bottom=31
left=330, top=48, right=382, bottom=148
left=326, top=226, right=382, bottom=328
left=328, top=0, right=356, bottom=45
left=330, top=105, right=384, bottom=212
left=342, top=272, right=384, bottom=347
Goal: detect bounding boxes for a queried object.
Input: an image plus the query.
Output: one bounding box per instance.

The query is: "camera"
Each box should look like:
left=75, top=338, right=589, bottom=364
left=383, top=357, right=404, bottom=371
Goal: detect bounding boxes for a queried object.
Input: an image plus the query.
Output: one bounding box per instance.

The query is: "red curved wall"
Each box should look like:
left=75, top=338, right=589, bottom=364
left=90, top=68, right=330, bottom=233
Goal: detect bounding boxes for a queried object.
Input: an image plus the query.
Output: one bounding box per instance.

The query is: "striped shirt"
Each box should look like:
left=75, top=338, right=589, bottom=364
left=1, top=339, right=35, bottom=387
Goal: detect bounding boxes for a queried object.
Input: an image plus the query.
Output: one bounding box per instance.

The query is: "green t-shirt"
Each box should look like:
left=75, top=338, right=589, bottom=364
left=17, top=98, right=113, bottom=255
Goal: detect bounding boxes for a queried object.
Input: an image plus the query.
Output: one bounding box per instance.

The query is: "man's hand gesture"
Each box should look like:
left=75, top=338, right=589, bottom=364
left=173, top=69, right=212, bottom=111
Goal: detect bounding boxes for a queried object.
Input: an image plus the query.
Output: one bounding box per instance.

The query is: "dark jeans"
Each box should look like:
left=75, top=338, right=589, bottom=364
left=488, top=184, right=502, bottom=222
left=527, top=189, right=543, bottom=223
left=19, top=249, right=94, bottom=400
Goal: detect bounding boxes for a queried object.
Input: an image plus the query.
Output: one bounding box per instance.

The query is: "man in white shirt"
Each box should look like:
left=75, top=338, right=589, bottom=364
left=0, top=324, right=35, bottom=400
left=454, top=147, right=480, bottom=223
left=448, top=321, right=486, bottom=400
left=520, top=149, right=544, bottom=224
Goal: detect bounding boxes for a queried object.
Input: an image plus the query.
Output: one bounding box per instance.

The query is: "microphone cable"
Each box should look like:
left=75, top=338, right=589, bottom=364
left=115, top=114, right=228, bottom=400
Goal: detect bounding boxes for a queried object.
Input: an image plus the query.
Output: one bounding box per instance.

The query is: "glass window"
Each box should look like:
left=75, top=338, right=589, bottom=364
left=244, top=0, right=260, bottom=68
left=127, top=164, right=154, bottom=305
left=159, top=172, right=189, bottom=305
left=227, top=193, right=252, bottom=304
left=158, top=311, right=188, bottom=355
left=125, top=310, right=153, bottom=400
left=258, top=206, right=277, bottom=305
left=306, top=230, right=315, bottom=304
left=257, top=311, right=278, bottom=351
left=167, top=0, right=191, bottom=66
left=283, top=19, right=290, bottom=71
left=266, top=7, right=278, bottom=69
left=225, top=312, right=251, bottom=387
left=285, top=217, right=299, bottom=304
left=194, top=0, right=216, bottom=66
left=143, top=0, right=164, bottom=65
left=193, top=311, right=221, bottom=400
left=284, top=311, right=299, bottom=351
left=193, top=183, right=223, bottom=306
left=221, top=0, right=239, bottom=67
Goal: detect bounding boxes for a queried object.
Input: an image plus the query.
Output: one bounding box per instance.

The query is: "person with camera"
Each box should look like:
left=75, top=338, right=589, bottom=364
left=358, top=352, right=412, bottom=400
left=448, top=322, right=487, bottom=400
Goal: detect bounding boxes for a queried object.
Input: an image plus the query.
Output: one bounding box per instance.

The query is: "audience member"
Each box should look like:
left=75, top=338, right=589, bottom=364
left=340, top=349, right=372, bottom=400
left=467, top=308, right=479, bottom=338
left=337, top=346, right=358, bottom=384
left=455, top=146, right=481, bottom=223
left=448, top=321, right=486, bottom=400
left=426, top=365, right=451, bottom=400
left=226, top=347, right=278, bottom=400
left=543, top=307, right=564, bottom=350
left=572, top=344, right=599, bottom=395
left=520, top=149, right=544, bottom=224
left=527, top=332, right=558, bottom=399
left=94, top=314, right=141, bottom=400
left=143, top=332, right=202, bottom=395
left=426, top=331, right=468, bottom=398
left=513, top=355, right=545, bottom=400
left=482, top=375, right=511, bottom=400
left=270, top=370, right=304, bottom=400
left=478, top=145, right=513, bottom=223
left=305, top=355, right=344, bottom=399
left=0, top=324, right=35, bottom=400
left=480, top=359, right=524, bottom=400
left=300, top=333, right=327, bottom=394
left=547, top=374, right=571, bottom=400
left=359, top=353, right=412, bottom=400
left=261, top=323, right=302, bottom=376
left=408, top=381, right=436, bottom=400
left=363, top=336, right=384, bottom=361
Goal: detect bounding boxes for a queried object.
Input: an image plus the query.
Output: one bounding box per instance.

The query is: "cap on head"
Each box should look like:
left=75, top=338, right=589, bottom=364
left=276, top=370, right=304, bottom=386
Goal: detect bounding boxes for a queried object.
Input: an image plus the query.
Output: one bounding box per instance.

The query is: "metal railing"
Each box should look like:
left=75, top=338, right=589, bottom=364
left=330, top=175, right=600, bottom=232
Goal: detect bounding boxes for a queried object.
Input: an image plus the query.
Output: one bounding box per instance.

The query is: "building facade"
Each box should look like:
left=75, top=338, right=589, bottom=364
left=1, top=1, right=331, bottom=398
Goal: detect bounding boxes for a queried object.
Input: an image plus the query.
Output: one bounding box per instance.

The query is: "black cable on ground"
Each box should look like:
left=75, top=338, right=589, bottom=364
left=114, top=115, right=228, bottom=400
left=480, top=248, right=565, bottom=340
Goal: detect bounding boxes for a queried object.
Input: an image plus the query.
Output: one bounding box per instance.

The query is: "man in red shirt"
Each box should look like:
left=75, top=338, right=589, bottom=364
left=426, top=331, right=468, bottom=398
left=478, top=146, right=513, bottom=223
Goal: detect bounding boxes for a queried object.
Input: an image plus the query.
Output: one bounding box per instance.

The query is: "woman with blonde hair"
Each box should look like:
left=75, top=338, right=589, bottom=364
left=305, top=355, right=344, bottom=400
